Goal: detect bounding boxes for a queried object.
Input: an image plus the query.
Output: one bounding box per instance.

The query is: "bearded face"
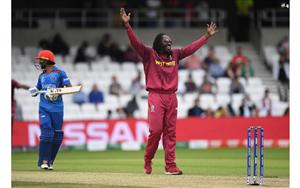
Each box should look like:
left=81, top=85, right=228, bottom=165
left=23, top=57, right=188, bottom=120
left=160, top=35, right=172, bottom=56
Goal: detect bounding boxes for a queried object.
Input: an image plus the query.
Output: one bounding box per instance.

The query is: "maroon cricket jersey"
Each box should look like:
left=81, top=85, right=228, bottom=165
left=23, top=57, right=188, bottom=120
left=126, top=26, right=207, bottom=93
left=11, top=79, right=20, bottom=113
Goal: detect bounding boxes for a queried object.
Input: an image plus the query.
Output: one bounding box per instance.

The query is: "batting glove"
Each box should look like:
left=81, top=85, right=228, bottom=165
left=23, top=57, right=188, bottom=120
left=29, top=87, right=39, bottom=97
left=44, top=92, right=59, bottom=101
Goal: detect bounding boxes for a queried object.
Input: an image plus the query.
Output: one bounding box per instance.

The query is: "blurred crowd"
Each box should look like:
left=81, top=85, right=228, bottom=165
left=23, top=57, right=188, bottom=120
left=39, top=32, right=255, bottom=79
left=71, top=72, right=143, bottom=119
left=69, top=80, right=288, bottom=119
left=33, top=31, right=288, bottom=119
left=71, top=0, right=212, bottom=28
left=180, top=45, right=254, bottom=93
left=186, top=88, right=288, bottom=118
left=39, top=33, right=142, bottom=69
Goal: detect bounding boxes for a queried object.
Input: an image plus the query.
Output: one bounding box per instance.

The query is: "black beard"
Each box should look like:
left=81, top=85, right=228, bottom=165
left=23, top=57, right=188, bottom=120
left=167, top=50, right=172, bottom=56
left=162, top=48, right=172, bottom=56
left=156, top=45, right=172, bottom=57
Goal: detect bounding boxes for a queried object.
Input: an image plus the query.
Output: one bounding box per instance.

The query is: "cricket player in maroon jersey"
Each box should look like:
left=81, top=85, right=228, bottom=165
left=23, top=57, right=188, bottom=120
left=11, top=80, right=30, bottom=139
left=120, top=8, right=218, bottom=175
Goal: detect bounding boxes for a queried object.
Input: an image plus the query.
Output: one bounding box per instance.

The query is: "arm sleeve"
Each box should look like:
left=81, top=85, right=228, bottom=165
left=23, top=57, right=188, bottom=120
left=36, top=76, right=42, bottom=90
left=61, top=71, right=71, bottom=86
left=126, top=25, right=149, bottom=59
left=12, top=80, right=20, bottom=89
left=178, top=36, right=208, bottom=60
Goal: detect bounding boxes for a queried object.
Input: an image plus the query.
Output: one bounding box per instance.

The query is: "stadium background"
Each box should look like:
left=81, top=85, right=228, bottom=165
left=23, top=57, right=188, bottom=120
left=11, top=0, right=290, bottom=187
left=12, top=0, right=289, bottom=150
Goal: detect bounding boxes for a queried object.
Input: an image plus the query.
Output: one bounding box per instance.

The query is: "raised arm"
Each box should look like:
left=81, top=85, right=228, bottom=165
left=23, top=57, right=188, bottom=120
left=178, top=22, right=218, bottom=60
left=120, top=8, right=148, bottom=59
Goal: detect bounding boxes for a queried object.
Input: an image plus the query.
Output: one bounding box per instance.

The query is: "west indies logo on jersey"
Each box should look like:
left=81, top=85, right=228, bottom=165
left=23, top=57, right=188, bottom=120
left=155, top=60, right=176, bottom=67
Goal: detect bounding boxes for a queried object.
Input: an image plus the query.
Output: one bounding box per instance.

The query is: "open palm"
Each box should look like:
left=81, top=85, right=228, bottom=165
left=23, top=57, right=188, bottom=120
left=207, top=22, right=218, bottom=37
left=120, top=8, right=131, bottom=24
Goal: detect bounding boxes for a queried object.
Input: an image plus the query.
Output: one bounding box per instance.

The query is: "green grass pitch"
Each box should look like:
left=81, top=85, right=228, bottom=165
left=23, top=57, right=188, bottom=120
left=12, top=148, right=289, bottom=187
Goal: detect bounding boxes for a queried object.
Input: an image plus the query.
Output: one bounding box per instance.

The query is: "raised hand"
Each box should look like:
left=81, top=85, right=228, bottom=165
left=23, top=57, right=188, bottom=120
left=120, top=8, right=131, bottom=25
left=206, top=22, right=218, bottom=37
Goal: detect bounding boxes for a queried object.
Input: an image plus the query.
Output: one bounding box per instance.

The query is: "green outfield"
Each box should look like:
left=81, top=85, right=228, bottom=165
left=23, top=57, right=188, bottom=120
left=12, top=148, right=289, bottom=188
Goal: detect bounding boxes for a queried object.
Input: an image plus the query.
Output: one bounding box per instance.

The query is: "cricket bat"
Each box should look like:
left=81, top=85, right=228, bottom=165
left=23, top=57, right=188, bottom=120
left=38, top=85, right=82, bottom=95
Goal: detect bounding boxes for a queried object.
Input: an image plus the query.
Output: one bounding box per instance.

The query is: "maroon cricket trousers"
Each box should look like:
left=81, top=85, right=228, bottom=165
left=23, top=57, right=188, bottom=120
left=144, top=91, right=177, bottom=168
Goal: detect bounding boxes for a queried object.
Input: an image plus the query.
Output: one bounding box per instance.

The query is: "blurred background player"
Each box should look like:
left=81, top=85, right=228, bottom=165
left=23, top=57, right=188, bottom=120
left=120, top=8, right=218, bottom=175
left=28, top=50, right=72, bottom=170
left=11, top=79, right=30, bottom=140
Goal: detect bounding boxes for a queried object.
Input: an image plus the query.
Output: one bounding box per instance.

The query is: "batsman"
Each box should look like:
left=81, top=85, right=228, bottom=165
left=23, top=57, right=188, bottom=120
left=28, top=50, right=72, bottom=170
left=120, top=8, right=218, bottom=175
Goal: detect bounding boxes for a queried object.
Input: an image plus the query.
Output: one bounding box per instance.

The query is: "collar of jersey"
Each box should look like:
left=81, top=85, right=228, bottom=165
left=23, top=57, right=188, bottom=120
left=42, top=66, right=58, bottom=74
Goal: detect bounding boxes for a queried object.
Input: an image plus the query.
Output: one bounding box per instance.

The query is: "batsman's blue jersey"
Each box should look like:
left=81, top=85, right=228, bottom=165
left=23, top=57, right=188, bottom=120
left=36, top=66, right=71, bottom=112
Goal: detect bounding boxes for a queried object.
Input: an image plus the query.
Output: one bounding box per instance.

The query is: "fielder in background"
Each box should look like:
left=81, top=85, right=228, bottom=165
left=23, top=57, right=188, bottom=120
left=11, top=79, right=30, bottom=139
left=120, top=8, right=218, bottom=175
left=28, top=50, right=72, bottom=170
